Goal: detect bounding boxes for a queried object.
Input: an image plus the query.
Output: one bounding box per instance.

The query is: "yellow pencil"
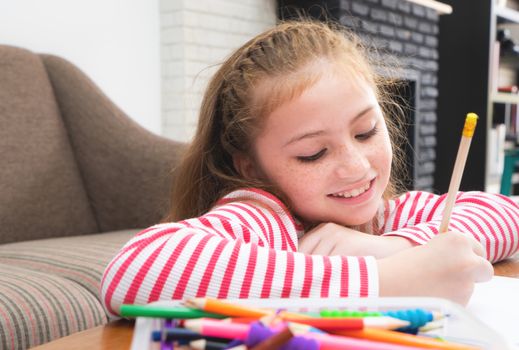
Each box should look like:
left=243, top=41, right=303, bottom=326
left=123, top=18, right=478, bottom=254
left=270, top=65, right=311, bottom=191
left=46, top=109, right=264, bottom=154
left=439, top=113, right=478, bottom=233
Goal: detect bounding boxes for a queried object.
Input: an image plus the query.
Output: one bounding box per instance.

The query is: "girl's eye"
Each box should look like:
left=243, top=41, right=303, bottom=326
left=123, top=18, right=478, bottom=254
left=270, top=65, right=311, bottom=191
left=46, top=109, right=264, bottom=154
left=355, top=126, right=379, bottom=141
left=297, top=148, right=327, bottom=162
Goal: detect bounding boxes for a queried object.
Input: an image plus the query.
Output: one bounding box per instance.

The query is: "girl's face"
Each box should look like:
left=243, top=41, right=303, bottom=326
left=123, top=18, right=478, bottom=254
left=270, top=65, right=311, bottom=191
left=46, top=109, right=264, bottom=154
left=248, top=69, right=392, bottom=227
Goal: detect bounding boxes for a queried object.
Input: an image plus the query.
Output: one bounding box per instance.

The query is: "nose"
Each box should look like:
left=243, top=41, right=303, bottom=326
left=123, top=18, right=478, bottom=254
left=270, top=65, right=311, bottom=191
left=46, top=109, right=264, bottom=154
left=334, top=145, right=370, bottom=180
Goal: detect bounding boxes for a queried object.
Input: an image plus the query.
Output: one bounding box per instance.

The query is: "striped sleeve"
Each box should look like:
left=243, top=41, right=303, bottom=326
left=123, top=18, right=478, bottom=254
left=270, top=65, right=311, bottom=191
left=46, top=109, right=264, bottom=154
left=100, top=189, right=379, bottom=316
left=380, top=191, right=519, bottom=262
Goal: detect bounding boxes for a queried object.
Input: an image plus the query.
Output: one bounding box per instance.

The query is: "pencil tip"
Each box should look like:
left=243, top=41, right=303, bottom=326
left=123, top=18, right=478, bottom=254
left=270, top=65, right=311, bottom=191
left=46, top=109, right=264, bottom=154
left=366, top=316, right=410, bottom=329
left=189, top=339, right=204, bottom=349
left=183, top=319, right=202, bottom=333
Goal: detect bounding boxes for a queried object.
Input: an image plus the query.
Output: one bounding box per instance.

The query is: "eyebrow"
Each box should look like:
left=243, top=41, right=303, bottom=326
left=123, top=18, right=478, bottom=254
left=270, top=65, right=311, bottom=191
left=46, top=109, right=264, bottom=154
left=283, top=105, right=375, bottom=147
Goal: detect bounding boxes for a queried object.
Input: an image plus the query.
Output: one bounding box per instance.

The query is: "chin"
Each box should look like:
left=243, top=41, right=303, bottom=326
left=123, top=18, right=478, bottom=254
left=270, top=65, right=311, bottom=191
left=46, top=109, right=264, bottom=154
left=338, top=217, right=371, bottom=227
left=336, top=208, right=378, bottom=227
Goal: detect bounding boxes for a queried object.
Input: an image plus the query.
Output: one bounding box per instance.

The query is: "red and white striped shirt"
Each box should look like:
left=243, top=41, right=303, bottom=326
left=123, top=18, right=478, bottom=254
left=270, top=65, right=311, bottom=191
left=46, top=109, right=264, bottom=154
left=100, top=188, right=519, bottom=316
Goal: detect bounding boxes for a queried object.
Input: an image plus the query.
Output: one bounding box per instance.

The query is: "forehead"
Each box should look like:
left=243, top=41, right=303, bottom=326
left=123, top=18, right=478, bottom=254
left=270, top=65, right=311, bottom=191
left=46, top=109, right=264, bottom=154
left=251, top=59, right=373, bottom=124
left=253, top=71, right=380, bottom=148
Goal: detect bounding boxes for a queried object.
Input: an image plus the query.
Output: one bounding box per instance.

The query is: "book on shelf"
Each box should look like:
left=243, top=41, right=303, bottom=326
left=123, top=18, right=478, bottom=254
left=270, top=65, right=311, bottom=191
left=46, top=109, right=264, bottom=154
left=488, top=123, right=507, bottom=181
left=491, top=41, right=500, bottom=93
left=497, top=0, right=519, bottom=11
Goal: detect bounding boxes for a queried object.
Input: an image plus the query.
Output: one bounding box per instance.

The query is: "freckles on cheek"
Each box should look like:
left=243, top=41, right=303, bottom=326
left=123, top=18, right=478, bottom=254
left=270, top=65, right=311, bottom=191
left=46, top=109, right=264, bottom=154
left=369, top=139, right=392, bottom=163
left=272, top=163, right=311, bottom=190
left=280, top=164, right=326, bottom=196
left=289, top=162, right=322, bottom=178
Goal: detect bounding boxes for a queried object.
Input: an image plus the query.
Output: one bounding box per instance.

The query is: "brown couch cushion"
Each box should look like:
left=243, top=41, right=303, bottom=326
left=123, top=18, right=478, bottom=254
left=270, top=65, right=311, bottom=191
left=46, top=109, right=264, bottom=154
left=0, top=230, right=137, bottom=298
left=0, top=46, right=98, bottom=244
left=0, top=264, right=107, bottom=349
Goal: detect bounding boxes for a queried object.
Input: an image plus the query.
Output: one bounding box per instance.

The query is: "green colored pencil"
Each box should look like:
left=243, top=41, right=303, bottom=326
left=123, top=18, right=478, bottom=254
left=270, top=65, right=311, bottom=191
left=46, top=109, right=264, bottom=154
left=119, top=304, right=227, bottom=319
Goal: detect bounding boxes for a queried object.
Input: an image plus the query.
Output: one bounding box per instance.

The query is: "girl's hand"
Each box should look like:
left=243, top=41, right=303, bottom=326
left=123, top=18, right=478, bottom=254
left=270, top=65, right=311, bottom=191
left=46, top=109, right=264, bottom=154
left=298, top=222, right=415, bottom=258
left=377, top=233, right=494, bottom=305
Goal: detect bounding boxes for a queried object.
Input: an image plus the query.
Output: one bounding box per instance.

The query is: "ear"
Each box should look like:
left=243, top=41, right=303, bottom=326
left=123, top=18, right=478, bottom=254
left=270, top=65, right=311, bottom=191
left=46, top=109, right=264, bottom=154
left=233, top=152, right=260, bottom=180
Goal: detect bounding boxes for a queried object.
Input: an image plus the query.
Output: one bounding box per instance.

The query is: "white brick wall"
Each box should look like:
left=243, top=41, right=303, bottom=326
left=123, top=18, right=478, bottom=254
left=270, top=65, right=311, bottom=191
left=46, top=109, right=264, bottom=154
left=160, top=0, right=277, bottom=141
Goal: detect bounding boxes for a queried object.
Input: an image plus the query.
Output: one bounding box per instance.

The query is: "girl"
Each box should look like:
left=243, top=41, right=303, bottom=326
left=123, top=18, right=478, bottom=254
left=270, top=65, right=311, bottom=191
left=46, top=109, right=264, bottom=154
left=101, top=20, right=518, bottom=316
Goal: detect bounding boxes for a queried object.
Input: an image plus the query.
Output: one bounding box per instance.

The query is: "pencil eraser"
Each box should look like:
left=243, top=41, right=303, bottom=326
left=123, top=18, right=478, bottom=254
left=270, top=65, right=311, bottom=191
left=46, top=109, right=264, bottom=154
left=462, top=112, right=478, bottom=137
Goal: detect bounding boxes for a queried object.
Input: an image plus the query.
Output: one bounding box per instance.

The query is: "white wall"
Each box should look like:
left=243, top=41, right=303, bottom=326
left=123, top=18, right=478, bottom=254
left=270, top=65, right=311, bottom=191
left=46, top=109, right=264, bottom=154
left=0, top=0, right=161, bottom=134
left=160, top=0, right=277, bottom=141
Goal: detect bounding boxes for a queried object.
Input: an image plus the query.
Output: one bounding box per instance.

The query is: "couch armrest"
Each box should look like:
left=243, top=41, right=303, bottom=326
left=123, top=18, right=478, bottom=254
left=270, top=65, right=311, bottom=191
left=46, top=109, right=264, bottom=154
left=41, top=54, right=186, bottom=231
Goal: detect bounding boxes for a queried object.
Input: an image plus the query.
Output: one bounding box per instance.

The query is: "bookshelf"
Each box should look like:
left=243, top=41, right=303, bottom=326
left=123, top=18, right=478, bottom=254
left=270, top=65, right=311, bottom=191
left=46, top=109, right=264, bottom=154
left=496, top=5, right=519, bottom=23
left=491, top=4, right=519, bottom=194
left=436, top=0, right=519, bottom=194
left=493, top=92, right=519, bottom=105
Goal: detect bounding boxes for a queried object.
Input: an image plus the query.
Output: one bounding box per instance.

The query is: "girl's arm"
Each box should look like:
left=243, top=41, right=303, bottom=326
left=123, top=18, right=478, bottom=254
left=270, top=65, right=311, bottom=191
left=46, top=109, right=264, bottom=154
left=381, top=191, right=519, bottom=262
left=101, top=191, right=495, bottom=311
left=100, top=199, right=379, bottom=316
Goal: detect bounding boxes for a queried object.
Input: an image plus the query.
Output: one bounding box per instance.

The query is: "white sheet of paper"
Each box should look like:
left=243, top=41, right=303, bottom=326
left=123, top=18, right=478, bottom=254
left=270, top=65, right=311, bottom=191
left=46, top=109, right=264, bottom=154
left=467, top=276, right=519, bottom=349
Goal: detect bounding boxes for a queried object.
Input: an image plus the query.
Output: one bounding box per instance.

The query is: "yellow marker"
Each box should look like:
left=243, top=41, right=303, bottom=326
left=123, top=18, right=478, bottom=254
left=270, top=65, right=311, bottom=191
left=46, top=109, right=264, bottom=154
left=439, top=113, right=478, bottom=233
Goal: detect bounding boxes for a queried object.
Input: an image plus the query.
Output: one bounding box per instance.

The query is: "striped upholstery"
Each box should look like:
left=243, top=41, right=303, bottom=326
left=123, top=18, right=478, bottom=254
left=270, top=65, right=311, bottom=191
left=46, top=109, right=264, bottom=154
left=0, top=230, right=136, bottom=349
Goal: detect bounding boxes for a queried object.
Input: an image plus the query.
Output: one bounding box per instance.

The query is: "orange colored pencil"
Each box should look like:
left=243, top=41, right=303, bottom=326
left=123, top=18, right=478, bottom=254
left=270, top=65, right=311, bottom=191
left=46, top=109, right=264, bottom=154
left=333, top=328, right=479, bottom=350
left=185, top=298, right=273, bottom=318
left=276, top=310, right=314, bottom=320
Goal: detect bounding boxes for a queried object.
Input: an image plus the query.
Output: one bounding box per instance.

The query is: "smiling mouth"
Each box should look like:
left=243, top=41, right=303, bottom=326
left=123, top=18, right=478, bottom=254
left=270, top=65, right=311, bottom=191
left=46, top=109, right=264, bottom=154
left=328, top=180, right=373, bottom=199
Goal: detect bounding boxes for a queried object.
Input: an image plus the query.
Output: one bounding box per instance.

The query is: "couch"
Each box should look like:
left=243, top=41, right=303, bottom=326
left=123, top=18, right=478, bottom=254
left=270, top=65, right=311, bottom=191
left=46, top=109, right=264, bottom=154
left=0, top=45, right=185, bottom=349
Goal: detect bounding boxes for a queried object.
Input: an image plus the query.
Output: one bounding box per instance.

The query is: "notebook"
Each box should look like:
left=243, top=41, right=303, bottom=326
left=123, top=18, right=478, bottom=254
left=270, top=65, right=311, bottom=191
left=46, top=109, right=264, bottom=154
left=467, top=275, right=519, bottom=349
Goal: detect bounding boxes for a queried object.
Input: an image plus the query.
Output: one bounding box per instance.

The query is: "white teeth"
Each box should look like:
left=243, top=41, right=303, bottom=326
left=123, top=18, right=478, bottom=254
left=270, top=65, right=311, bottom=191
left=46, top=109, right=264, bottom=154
left=331, top=182, right=371, bottom=198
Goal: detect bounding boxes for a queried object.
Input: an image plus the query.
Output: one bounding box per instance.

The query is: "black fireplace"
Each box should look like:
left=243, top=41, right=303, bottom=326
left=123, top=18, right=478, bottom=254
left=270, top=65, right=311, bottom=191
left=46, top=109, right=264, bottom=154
left=278, top=0, right=440, bottom=192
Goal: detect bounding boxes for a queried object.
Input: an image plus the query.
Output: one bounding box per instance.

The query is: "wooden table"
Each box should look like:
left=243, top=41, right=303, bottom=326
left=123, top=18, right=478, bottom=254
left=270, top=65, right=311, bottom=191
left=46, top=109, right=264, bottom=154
left=493, top=251, right=519, bottom=278
left=31, top=319, right=134, bottom=350
left=31, top=253, right=519, bottom=350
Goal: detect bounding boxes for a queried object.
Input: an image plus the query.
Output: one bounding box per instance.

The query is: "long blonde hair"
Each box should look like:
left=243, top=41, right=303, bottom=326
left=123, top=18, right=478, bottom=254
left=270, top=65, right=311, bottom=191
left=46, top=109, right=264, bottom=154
left=164, top=20, right=408, bottom=222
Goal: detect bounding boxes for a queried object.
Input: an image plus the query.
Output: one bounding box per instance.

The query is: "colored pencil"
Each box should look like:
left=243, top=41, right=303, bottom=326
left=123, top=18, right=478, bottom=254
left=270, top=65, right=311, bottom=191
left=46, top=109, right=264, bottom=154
left=183, top=319, right=251, bottom=340
left=185, top=298, right=273, bottom=318
left=152, top=328, right=200, bottom=341
left=119, top=304, right=226, bottom=319
left=153, top=327, right=230, bottom=343
left=320, top=308, right=443, bottom=323
left=248, top=325, right=294, bottom=350
left=189, top=339, right=229, bottom=350
left=276, top=310, right=315, bottom=320
left=439, top=113, right=478, bottom=232
left=160, top=342, right=173, bottom=350
left=280, top=315, right=409, bottom=331
left=418, top=320, right=444, bottom=332
left=299, top=331, right=438, bottom=350
left=320, top=309, right=381, bottom=317
left=225, top=346, right=247, bottom=350
left=319, top=308, right=443, bottom=331
left=332, top=328, right=479, bottom=350
left=222, top=317, right=260, bottom=324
